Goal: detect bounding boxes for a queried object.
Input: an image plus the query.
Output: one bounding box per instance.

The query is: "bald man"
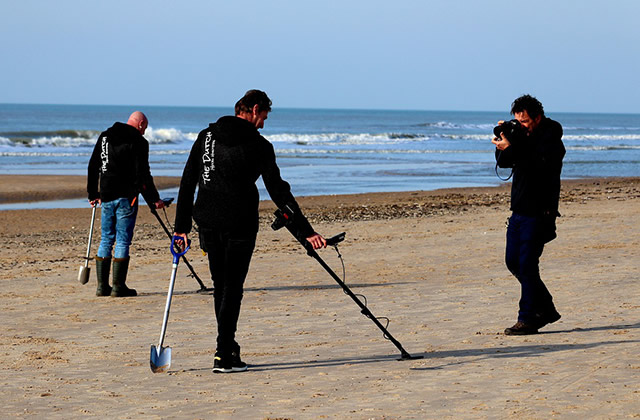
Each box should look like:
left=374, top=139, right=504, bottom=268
left=87, top=111, right=164, bottom=297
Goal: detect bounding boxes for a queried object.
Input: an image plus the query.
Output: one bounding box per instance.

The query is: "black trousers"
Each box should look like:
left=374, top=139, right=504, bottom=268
left=505, top=213, right=555, bottom=323
left=200, top=229, right=256, bottom=355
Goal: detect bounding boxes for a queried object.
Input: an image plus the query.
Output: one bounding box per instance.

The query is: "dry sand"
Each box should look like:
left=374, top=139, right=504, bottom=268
left=0, top=175, right=638, bottom=419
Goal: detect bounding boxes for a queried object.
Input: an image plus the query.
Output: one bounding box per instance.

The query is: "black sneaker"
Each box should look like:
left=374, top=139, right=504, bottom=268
left=230, top=351, right=248, bottom=372
left=212, top=355, right=233, bottom=373
left=212, top=352, right=247, bottom=373
left=534, top=310, right=561, bottom=330
left=504, top=321, right=539, bottom=335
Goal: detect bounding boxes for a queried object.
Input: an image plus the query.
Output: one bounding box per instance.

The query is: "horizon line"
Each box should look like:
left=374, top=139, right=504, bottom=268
left=1, top=102, right=639, bottom=116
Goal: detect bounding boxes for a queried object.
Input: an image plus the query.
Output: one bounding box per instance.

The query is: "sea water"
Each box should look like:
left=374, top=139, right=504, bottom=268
left=1, top=103, right=639, bottom=209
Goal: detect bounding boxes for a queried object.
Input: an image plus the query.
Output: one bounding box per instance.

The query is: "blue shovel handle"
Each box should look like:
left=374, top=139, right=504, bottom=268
left=171, top=235, right=190, bottom=263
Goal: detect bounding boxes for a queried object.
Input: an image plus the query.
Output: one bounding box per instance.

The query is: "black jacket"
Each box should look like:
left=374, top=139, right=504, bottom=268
left=87, top=122, right=160, bottom=204
left=174, top=116, right=314, bottom=236
left=496, top=117, right=565, bottom=217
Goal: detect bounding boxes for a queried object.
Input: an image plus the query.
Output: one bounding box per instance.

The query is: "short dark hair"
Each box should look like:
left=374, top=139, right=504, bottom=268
left=235, top=89, right=272, bottom=115
left=511, top=94, right=545, bottom=119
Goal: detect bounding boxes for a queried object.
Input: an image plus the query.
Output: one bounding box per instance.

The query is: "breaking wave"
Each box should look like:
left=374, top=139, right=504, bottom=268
left=0, top=127, right=197, bottom=148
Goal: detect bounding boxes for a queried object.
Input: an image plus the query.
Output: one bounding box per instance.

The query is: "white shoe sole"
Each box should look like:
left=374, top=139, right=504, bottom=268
left=212, top=366, right=247, bottom=373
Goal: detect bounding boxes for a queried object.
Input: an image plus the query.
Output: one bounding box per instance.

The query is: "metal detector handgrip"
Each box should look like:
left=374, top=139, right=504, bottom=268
left=326, top=232, right=346, bottom=246
left=148, top=197, right=175, bottom=211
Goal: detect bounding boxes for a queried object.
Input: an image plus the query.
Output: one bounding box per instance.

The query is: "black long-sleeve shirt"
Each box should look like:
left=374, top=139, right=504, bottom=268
left=495, top=117, right=565, bottom=216
left=174, top=116, right=314, bottom=236
left=87, top=122, right=160, bottom=204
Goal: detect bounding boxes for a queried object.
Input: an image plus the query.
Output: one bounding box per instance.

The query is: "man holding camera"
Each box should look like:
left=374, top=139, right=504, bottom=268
left=492, top=94, right=566, bottom=335
left=173, top=90, right=326, bottom=373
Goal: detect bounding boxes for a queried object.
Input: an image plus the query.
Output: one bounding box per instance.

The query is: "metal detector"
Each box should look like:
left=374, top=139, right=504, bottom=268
left=272, top=205, right=421, bottom=361
left=149, top=198, right=212, bottom=293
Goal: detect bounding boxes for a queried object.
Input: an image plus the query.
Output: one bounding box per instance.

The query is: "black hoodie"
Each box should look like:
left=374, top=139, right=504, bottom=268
left=87, top=122, right=160, bottom=204
left=495, top=117, right=565, bottom=217
left=174, top=116, right=313, bottom=236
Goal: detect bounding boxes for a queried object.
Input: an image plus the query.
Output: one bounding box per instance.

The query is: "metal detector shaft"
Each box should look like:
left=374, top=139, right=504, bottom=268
left=273, top=206, right=418, bottom=359
left=149, top=207, right=209, bottom=291
left=304, top=244, right=416, bottom=360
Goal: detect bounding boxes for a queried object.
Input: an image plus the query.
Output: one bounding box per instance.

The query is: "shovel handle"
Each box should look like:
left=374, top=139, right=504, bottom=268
left=171, top=235, right=190, bottom=262
left=84, top=206, right=97, bottom=263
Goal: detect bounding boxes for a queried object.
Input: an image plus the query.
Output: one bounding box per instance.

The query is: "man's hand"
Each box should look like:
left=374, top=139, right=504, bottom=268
left=154, top=199, right=165, bottom=210
left=173, top=232, right=189, bottom=252
left=306, top=233, right=327, bottom=250
left=492, top=133, right=511, bottom=151
left=491, top=121, right=511, bottom=151
left=89, top=198, right=101, bottom=208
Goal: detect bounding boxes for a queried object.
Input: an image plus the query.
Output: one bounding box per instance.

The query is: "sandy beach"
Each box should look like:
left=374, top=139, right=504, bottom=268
left=0, top=175, right=638, bottom=419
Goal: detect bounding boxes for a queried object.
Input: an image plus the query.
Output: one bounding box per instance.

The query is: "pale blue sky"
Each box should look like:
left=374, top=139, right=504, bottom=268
left=2, top=0, right=638, bottom=113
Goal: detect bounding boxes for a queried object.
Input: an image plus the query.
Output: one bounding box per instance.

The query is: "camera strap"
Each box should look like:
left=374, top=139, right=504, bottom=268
left=495, top=150, right=514, bottom=181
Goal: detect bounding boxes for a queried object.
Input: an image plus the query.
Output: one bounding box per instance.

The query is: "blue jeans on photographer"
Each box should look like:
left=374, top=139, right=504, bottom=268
left=97, top=197, right=138, bottom=259
left=505, top=213, right=555, bottom=323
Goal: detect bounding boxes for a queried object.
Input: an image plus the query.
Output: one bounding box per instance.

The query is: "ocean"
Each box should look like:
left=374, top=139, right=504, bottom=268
left=1, top=103, right=639, bottom=209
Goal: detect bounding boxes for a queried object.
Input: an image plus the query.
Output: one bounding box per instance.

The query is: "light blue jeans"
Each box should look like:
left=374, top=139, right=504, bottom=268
left=97, top=198, right=138, bottom=259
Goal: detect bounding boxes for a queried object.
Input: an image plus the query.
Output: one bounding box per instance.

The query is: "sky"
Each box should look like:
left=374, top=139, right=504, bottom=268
left=1, top=0, right=639, bottom=113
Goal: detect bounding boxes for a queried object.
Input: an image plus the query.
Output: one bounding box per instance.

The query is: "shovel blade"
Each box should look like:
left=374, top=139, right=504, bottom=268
left=78, top=266, right=90, bottom=285
left=150, top=345, right=171, bottom=373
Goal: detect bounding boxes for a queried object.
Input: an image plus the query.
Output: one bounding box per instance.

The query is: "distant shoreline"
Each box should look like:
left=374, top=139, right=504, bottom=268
left=0, top=174, right=638, bottom=210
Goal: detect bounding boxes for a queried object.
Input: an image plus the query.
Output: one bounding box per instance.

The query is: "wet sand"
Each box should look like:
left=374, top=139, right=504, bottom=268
left=0, top=175, right=182, bottom=204
left=0, top=176, right=638, bottom=418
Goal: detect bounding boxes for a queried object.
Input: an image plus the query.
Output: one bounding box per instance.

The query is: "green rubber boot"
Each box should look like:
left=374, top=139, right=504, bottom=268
left=95, top=256, right=112, bottom=297
left=111, top=257, right=137, bottom=297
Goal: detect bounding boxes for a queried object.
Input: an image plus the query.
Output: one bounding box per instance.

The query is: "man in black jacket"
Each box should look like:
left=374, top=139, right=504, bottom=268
left=492, top=95, right=566, bottom=335
left=174, top=90, right=326, bottom=373
left=87, top=111, right=165, bottom=297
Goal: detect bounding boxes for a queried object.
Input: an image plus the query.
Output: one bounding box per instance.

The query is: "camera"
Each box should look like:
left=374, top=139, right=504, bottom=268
left=493, top=119, right=526, bottom=143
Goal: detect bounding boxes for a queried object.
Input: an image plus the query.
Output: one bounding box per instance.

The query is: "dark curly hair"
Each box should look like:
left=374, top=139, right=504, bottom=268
left=235, top=89, right=272, bottom=115
left=511, top=94, right=545, bottom=119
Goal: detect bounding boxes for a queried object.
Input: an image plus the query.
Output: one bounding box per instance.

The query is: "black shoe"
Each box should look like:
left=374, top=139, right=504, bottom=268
left=212, top=355, right=232, bottom=373
left=230, top=351, right=248, bottom=372
left=504, top=321, right=539, bottom=335
left=534, top=310, right=561, bottom=329
left=212, top=352, right=247, bottom=373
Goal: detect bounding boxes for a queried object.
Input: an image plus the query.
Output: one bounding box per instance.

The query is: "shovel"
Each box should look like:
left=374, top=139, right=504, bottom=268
left=77, top=206, right=97, bottom=284
left=150, top=235, right=190, bottom=373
